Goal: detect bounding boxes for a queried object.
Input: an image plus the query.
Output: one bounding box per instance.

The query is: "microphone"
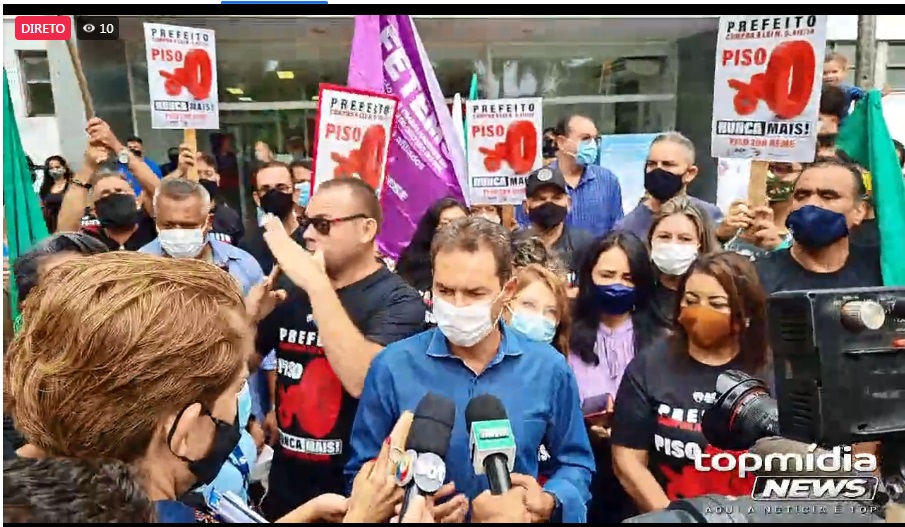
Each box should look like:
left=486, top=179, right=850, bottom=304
left=465, top=394, right=516, bottom=495
left=396, top=392, right=456, bottom=519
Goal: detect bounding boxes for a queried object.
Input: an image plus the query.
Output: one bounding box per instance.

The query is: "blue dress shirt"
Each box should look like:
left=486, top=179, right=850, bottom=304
left=516, top=162, right=624, bottom=237
left=346, top=324, right=595, bottom=523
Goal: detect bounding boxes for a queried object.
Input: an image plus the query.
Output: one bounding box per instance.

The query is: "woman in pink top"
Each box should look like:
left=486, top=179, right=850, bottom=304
left=567, top=230, right=663, bottom=522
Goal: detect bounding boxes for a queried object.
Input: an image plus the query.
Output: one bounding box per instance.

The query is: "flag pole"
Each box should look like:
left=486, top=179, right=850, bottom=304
left=64, top=37, right=94, bottom=120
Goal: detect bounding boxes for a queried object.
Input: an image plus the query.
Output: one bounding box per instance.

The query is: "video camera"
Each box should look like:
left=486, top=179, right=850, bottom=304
left=625, top=286, right=905, bottom=523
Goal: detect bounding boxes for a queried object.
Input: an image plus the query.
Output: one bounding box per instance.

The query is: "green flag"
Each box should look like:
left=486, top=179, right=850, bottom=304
left=836, top=89, right=905, bottom=287
left=4, top=68, right=50, bottom=322
left=463, top=73, right=479, bottom=151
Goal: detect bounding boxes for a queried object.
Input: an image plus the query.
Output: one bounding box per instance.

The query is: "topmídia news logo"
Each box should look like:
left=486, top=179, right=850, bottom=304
left=752, top=476, right=880, bottom=501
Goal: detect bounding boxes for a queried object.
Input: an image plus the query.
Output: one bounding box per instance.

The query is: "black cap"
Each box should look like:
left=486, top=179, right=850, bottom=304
left=465, top=394, right=508, bottom=429
left=405, top=392, right=456, bottom=457
left=525, top=166, right=567, bottom=197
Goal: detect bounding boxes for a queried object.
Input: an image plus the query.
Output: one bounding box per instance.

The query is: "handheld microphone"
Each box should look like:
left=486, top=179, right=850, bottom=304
left=396, top=392, right=456, bottom=519
left=465, top=394, right=516, bottom=495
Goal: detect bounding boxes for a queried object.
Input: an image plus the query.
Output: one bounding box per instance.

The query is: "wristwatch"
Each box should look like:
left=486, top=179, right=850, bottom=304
left=117, top=148, right=130, bottom=165
left=70, top=178, right=92, bottom=191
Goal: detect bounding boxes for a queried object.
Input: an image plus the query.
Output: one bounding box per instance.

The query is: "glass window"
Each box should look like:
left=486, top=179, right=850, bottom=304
left=17, top=50, right=55, bottom=116
left=543, top=100, right=675, bottom=136
left=487, top=43, right=674, bottom=99
left=829, top=42, right=857, bottom=67
left=887, top=68, right=905, bottom=90
left=422, top=44, right=490, bottom=99
left=886, top=43, right=905, bottom=66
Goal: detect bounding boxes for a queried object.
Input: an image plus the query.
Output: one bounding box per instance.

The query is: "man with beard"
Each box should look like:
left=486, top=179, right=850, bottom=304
left=521, top=166, right=593, bottom=291
left=240, top=162, right=304, bottom=274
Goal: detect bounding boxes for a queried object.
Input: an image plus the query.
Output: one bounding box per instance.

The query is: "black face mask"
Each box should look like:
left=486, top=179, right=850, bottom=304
left=260, top=190, right=294, bottom=219
left=170, top=405, right=241, bottom=491
left=129, top=148, right=143, bottom=158
left=199, top=179, right=219, bottom=201
left=528, top=201, right=568, bottom=230
left=644, top=168, right=685, bottom=202
left=95, top=193, right=139, bottom=229
left=168, top=151, right=179, bottom=163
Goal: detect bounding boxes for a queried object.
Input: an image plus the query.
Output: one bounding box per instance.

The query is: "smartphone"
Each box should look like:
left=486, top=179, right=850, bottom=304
left=581, top=393, right=611, bottom=416
left=585, top=410, right=613, bottom=428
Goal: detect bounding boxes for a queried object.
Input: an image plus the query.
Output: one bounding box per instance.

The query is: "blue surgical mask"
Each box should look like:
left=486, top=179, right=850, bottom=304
left=786, top=204, right=849, bottom=248
left=296, top=182, right=310, bottom=207
left=510, top=310, right=557, bottom=344
left=237, top=381, right=251, bottom=428
left=594, top=284, right=636, bottom=315
left=575, top=140, right=599, bottom=167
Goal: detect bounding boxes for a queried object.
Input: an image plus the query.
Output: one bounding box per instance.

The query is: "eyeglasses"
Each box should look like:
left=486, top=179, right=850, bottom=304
left=302, top=214, right=370, bottom=236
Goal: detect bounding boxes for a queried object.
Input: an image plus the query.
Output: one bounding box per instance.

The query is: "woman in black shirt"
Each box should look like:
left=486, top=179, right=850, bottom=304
left=39, top=155, right=73, bottom=233
left=396, top=197, right=468, bottom=324
left=611, top=251, right=770, bottom=513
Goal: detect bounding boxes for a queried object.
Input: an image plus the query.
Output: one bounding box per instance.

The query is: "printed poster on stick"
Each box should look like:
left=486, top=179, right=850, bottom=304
left=143, top=23, right=220, bottom=130
left=466, top=98, right=543, bottom=205
left=312, top=84, right=399, bottom=196
left=711, top=15, right=827, bottom=163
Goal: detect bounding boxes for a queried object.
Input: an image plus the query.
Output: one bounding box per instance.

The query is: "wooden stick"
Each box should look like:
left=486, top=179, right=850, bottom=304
left=183, top=129, right=198, bottom=181
left=64, top=39, right=94, bottom=120
left=501, top=205, right=516, bottom=231
left=747, top=160, right=769, bottom=208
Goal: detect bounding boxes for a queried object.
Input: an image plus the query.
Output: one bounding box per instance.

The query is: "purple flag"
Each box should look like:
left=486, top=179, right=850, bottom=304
left=347, top=15, right=467, bottom=259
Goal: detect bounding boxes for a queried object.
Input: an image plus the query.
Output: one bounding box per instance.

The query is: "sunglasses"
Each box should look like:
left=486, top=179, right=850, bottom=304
left=302, top=214, right=370, bottom=236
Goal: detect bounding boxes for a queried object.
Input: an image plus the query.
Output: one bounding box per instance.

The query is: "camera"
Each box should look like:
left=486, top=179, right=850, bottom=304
left=624, top=287, right=905, bottom=523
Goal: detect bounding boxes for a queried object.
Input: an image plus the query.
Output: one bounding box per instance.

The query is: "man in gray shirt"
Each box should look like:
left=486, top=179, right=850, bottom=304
left=616, top=132, right=724, bottom=241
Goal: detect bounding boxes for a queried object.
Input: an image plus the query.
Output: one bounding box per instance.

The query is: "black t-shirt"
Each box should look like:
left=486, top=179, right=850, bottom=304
left=610, top=339, right=762, bottom=501
left=755, top=246, right=883, bottom=295
left=850, top=218, right=880, bottom=250
left=240, top=225, right=305, bottom=275
left=650, top=283, right=678, bottom=330
left=551, top=225, right=594, bottom=286
left=258, top=266, right=426, bottom=509
left=208, top=204, right=245, bottom=246
left=82, top=210, right=157, bottom=251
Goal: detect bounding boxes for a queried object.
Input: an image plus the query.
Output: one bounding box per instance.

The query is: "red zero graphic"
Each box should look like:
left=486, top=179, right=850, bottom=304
left=476, top=120, right=538, bottom=175
left=725, top=40, right=816, bottom=120
left=159, top=48, right=214, bottom=100
left=329, top=123, right=388, bottom=191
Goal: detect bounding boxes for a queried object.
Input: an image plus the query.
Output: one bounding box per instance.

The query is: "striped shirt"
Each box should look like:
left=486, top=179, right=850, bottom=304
left=517, top=162, right=624, bottom=237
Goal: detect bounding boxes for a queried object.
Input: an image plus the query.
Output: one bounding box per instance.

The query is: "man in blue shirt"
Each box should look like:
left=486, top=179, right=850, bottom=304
left=616, top=132, right=725, bottom=241
left=346, top=216, right=594, bottom=523
left=516, top=114, right=624, bottom=236
left=121, top=136, right=164, bottom=195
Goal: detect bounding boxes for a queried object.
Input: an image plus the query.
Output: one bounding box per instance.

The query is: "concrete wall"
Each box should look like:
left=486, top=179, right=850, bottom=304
left=675, top=29, right=719, bottom=203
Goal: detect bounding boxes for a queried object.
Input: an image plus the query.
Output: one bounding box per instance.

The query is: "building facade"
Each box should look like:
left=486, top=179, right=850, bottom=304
left=4, top=15, right=904, bottom=217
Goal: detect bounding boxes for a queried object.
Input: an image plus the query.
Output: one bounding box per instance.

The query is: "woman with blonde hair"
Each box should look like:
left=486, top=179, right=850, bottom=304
left=646, top=195, right=719, bottom=329
left=502, top=263, right=571, bottom=357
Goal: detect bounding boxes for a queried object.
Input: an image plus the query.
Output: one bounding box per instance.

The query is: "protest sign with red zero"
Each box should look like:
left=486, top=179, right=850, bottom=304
left=711, top=15, right=827, bottom=163
left=312, top=84, right=398, bottom=197
left=143, top=23, right=219, bottom=130
left=466, top=97, right=543, bottom=205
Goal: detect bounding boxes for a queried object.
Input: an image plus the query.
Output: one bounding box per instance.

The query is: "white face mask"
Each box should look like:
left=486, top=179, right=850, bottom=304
left=480, top=214, right=501, bottom=225
left=432, top=294, right=501, bottom=348
left=651, top=241, right=698, bottom=276
left=159, top=228, right=207, bottom=259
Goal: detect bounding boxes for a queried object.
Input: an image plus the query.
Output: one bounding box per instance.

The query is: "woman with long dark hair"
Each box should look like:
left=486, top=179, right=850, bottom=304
left=611, top=251, right=770, bottom=513
left=39, top=155, right=72, bottom=233
left=396, top=197, right=468, bottom=324
left=567, top=230, right=661, bottom=522
left=396, top=197, right=468, bottom=291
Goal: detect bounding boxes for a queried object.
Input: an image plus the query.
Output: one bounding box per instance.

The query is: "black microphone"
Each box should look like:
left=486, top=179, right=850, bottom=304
left=465, top=394, right=515, bottom=495
left=396, top=392, right=456, bottom=519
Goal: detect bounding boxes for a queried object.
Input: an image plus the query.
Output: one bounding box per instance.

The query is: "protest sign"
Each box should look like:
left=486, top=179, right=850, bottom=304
left=143, top=23, right=219, bottom=131
left=311, top=84, right=398, bottom=196
left=465, top=98, right=542, bottom=205
left=347, top=15, right=467, bottom=260
left=711, top=15, right=827, bottom=163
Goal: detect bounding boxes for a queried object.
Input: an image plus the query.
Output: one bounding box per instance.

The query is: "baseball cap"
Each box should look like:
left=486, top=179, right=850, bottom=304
left=525, top=166, right=567, bottom=197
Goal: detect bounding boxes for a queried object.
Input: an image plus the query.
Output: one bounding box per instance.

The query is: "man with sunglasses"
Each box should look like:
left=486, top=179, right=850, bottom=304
left=254, top=177, right=426, bottom=521
left=239, top=162, right=305, bottom=275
